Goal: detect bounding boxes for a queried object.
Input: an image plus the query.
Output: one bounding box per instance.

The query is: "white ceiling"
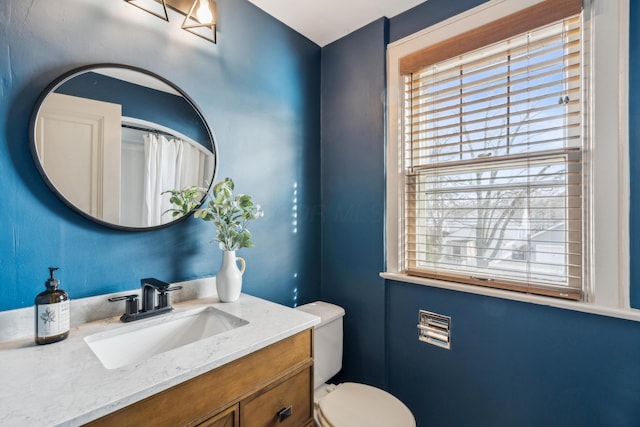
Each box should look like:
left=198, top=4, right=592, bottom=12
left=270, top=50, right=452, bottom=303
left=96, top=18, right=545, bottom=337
left=247, top=0, right=427, bottom=47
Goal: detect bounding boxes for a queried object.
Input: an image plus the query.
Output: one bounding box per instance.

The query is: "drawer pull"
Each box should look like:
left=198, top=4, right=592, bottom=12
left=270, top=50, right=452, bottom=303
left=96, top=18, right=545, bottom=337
left=277, top=406, right=292, bottom=422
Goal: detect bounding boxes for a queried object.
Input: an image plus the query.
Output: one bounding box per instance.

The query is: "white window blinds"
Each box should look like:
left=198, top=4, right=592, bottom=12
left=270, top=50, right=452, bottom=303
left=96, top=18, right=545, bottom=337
left=402, top=12, right=584, bottom=300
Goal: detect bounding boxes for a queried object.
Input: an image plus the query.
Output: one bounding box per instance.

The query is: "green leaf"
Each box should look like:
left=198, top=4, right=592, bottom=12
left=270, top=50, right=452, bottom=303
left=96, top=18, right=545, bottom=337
left=164, top=178, right=262, bottom=250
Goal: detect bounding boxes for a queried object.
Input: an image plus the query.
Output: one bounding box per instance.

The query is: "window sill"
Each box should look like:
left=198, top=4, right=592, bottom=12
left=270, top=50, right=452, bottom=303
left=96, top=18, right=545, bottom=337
left=380, top=272, right=640, bottom=323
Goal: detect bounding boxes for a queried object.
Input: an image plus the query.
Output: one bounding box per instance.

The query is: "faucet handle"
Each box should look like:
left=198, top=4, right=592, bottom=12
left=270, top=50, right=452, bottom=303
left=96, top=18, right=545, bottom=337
left=157, top=286, right=183, bottom=308
left=108, top=294, right=139, bottom=316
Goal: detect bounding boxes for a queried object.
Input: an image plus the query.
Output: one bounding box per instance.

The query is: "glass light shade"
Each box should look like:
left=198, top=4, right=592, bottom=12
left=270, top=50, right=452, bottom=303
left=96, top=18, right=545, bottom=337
left=182, top=0, right=217, bottom=43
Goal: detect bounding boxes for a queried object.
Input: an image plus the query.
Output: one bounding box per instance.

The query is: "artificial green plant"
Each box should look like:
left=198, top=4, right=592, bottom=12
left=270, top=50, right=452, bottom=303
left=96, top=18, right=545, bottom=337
left=164, top=178, right=263, bottom=251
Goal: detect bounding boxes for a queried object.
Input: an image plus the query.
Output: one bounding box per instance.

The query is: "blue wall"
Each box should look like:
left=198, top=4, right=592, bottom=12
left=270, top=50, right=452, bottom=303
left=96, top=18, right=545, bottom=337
left=388, top=281, right=640, bottom=427
left=320, top=0, right=640, bottom=425
left=321, top=17, right=389, bottom=388
left=0, top=0, right=321, bottom=310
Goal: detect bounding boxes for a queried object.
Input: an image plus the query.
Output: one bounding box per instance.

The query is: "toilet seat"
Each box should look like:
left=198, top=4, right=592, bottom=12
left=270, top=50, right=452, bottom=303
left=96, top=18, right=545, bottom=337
left=316, top=382, right=416, bottom=427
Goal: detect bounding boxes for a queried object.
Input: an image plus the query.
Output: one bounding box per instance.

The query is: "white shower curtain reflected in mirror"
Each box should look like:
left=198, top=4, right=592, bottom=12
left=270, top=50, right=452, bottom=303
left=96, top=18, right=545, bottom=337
left=142, top=133, right=205, bottom=227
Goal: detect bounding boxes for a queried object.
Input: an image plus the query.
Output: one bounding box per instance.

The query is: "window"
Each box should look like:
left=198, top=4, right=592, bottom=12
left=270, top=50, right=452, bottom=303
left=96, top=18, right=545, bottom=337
left=386, top=0, right=631, bottom=315
left=402, top=7, right=583, bottom=300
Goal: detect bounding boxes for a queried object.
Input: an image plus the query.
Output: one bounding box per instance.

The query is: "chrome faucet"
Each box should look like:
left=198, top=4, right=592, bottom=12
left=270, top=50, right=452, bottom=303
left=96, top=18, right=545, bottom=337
left=109, top=278, right=182, bottom=322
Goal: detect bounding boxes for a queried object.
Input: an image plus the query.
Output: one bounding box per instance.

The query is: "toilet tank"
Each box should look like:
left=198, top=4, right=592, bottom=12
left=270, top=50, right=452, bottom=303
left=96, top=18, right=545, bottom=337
left=296, top=301, right=345, bottom=388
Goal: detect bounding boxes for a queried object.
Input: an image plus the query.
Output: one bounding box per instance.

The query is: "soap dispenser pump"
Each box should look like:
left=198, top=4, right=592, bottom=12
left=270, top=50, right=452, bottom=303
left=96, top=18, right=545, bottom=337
left=35, top=267, right=70, bottom=345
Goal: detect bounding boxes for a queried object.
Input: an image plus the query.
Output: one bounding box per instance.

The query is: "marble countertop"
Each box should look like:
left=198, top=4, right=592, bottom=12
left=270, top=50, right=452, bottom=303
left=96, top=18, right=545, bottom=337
left=0, top=288, right=319, bottom=427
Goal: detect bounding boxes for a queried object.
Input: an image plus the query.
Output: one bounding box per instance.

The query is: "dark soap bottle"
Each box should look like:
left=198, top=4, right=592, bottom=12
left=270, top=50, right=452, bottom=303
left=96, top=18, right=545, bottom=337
left=35, top=267, right=70, bottom=345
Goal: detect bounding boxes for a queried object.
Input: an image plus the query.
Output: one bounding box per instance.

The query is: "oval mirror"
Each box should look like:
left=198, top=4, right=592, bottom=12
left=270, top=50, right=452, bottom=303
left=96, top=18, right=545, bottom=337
left=30, top=64, right=217, bottom=230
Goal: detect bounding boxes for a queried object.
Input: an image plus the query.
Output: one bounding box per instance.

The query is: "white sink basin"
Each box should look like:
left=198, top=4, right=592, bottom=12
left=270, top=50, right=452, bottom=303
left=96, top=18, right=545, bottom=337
left=85, top=306, right=248, bottom=369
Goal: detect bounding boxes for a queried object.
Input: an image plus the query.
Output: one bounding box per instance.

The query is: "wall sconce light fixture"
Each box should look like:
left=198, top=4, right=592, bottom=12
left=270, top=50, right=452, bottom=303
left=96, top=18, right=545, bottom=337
left=124, top=0, right=169, bottom=21
left=123, top=0, right=217, bottom=44
left=182, top=0, right=217, bottom=44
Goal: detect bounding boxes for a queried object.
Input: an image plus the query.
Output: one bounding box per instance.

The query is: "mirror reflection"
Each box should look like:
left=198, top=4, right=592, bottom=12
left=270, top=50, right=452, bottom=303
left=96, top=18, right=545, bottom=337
left=31, top=65, right=216, bottom=230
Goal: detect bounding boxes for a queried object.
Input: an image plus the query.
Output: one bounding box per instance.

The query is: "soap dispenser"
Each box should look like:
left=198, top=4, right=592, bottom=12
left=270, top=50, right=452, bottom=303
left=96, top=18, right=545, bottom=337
left=35, top=267, right=70, bottom=345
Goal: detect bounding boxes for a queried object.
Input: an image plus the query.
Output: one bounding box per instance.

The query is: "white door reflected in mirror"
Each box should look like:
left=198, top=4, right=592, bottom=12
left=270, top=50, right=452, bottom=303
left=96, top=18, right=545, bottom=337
left=36, top=93, right=122, bottom=224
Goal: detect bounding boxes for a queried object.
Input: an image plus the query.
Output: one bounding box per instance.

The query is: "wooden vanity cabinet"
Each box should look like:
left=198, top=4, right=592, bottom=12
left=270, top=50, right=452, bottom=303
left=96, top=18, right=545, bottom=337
left=85, top=329, right=314, bottom=427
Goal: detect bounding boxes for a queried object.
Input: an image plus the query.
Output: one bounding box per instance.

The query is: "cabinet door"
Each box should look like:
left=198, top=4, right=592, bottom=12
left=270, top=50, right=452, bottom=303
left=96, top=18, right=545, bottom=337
left=197, top=404, right=238, bottom=427
left=241, top=367, right=312, bottom=427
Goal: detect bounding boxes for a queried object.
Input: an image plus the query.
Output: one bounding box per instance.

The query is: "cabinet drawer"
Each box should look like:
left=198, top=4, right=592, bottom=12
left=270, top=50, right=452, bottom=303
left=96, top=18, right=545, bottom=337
left=241, top=367, right=312, bottom=427
left=196, top=404, right=238, bottom=427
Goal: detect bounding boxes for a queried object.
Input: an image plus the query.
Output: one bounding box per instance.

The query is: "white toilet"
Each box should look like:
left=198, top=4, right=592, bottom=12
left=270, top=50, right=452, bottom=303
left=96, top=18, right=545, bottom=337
left=297, top=301, right=416, bottom=427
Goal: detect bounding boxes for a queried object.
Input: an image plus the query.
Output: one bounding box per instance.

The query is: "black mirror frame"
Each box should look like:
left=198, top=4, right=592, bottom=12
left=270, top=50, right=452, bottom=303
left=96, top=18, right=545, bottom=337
left=29, top=63, right=217, bottom=231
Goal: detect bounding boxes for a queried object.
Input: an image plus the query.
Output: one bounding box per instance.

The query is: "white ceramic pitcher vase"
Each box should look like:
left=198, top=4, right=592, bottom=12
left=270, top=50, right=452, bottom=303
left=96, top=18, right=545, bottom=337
left=216, top=250, right=246, bottom=302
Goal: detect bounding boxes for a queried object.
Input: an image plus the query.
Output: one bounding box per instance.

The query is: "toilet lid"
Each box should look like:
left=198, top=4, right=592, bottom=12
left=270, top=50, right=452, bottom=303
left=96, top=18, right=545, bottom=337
left=317, top=383, right=415, bottom=427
